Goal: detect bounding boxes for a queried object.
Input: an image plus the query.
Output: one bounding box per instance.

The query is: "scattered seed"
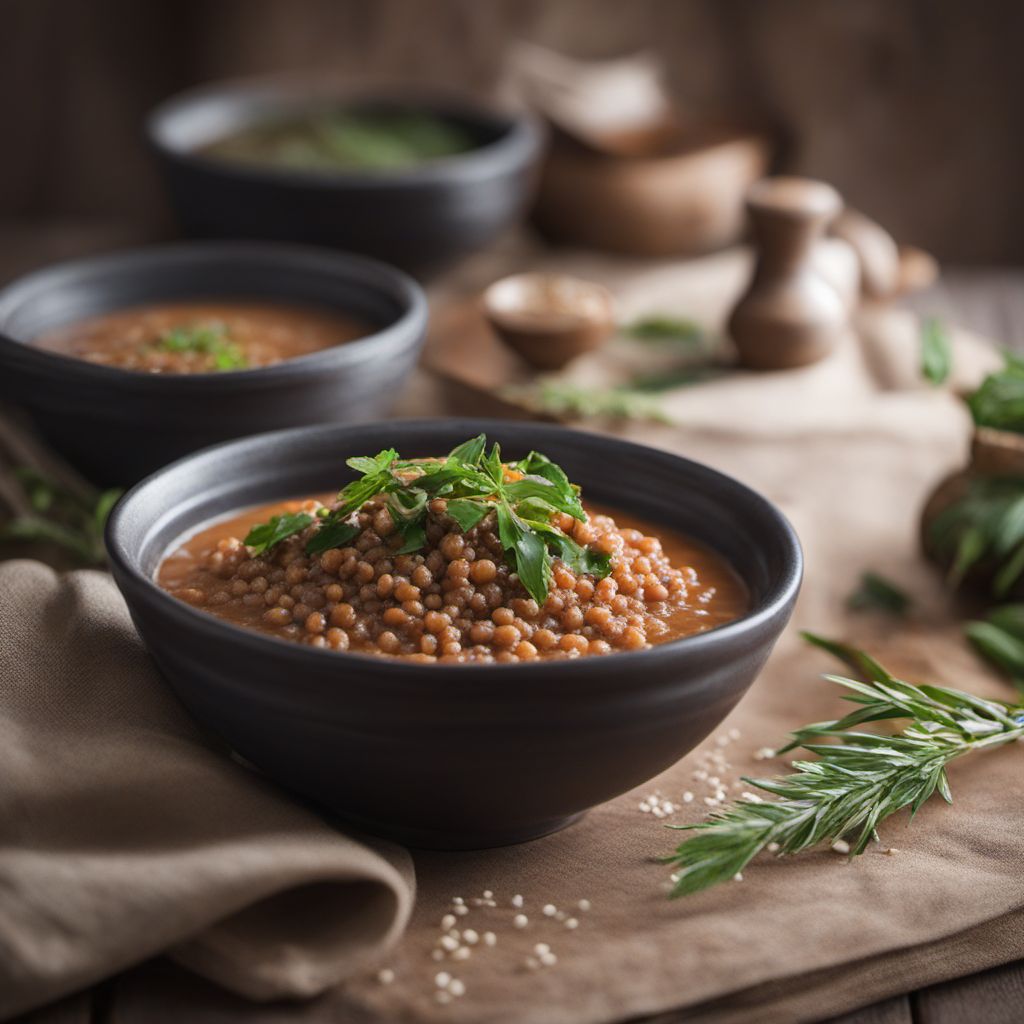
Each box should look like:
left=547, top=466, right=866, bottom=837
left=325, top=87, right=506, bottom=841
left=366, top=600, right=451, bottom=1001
left=832, top=840, right=851, bottom=855
left=453, top=946, right=471, bottom=960
left=441, top=913, right=456, bottom=930
left=440, top=935, right=458, bottom=952
left=511, top=894, right=524, bottom=908
left=454, top=905, right=469, bottom=916
left=377, top=968, right=395, bottom=985
left=483, top=931, right=497, bottom=946
left=435, top=991, right=451, bottom=1005
left=733, top=872, right=744, bottom=882
left=542, top=904, right=557, bottom=917
left=540, top=952, right=558, bottom=966
left=565, top=917, right=579, bottom=930
left=449, top=978, right=466, bottom=997
left=435, top=971, right=452, bottom=988
left=577, top=899, right=591, bottom=912
left=513, top=914, right=529, bottom=929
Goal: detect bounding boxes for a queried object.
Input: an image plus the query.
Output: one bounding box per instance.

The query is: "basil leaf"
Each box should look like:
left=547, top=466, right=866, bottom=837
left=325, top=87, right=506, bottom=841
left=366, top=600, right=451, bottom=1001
left=527, top=519, right=612, bottom=580
left=497, top=502, right=550, bottom=605
left=244, top=511, right=314, bottom=555
left=447, top=433, right=487, bottom=467
left=447, top=498, right=490, bottom=533
left=511, top=452, right=585, bottom=520
left=395, top=517, right=427, bottom=554
left=305, top=517, right=360, bottom=555
left=483, top=442, right=504, bottom=487
left=505, top=475, right=584, bottom=520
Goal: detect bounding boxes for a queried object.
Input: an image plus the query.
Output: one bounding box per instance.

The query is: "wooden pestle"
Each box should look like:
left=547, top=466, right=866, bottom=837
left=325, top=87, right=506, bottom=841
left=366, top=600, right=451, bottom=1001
left=728, top=176, right=847, bottom=370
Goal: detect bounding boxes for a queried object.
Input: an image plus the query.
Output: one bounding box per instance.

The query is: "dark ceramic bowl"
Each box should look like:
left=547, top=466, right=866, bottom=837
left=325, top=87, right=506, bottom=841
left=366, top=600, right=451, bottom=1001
left=106, top=419, right=801, bottom=850
left=0, top=242, right=427, bottom=485
left=147, top=79, right=544, bottom=277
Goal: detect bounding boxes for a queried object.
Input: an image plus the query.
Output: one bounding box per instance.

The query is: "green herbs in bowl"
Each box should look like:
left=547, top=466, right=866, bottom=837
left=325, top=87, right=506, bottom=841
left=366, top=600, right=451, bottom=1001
left=203, top=109, right=476, bottom=173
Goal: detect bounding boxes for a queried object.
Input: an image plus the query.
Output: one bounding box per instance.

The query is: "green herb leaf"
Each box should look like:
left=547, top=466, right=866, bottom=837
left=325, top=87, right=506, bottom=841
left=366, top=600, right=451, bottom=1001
left=304, top=518, right=360, bottom=555
left=156, top=322, right=248, bottom=371
left=624, top=316, right=704, bottom=345
left=661, top=634, right=1024, bottom=897
left=244, top=511, right=314, bottom=555
left=497, top=502, right=551, bottom=605
left=847, top=571, right=912, bottom=615
left=447, top=433, right=487, bottom=468
left=446, top=498, right=490, bottom=533
left=921, top=317, right=952, bottom=386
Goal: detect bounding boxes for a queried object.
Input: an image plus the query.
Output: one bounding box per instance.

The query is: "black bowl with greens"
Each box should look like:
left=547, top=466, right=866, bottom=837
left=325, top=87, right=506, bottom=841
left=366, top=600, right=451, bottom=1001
left=147, top=79, right=544, bottom=277
left=0, top=242, right=427, bottom=485
left=106, top=419, right=801, bottom=849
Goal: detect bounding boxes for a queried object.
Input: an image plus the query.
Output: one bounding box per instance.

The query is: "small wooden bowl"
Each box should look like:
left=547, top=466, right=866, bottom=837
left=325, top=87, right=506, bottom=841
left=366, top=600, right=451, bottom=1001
left=531, top=125, right=772, bottom=257
left=481, top=272, right=616, bottom=371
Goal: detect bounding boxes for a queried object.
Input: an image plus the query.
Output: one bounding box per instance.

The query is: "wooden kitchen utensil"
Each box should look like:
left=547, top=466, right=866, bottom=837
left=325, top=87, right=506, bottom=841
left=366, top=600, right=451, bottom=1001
left=728, top=176, right=846, bottom=370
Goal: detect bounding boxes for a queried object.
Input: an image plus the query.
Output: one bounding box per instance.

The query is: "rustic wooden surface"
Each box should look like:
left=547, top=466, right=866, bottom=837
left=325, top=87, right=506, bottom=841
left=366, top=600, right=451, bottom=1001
left=4, top=267, right=1023, bottom=1023
left=4, top=0, right=1024, bottom=263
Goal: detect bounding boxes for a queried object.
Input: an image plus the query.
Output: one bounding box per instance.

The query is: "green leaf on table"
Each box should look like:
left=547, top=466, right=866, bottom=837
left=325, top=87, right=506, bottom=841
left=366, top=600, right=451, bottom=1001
left=921, top=317, right=952, bottom=386
left=624, top=316, right=704, bottom=345
left=846, top=571, right=912, bottom=615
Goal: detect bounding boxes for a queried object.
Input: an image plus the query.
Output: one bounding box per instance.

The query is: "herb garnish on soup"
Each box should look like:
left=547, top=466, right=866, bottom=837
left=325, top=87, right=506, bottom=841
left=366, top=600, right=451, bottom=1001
left=157, top=435, right=747, bottom=662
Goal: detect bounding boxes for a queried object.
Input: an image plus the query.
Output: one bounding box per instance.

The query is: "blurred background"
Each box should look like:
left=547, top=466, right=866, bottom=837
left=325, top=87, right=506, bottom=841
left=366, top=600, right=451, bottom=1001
left=4, top=0, right=1024, bottom=265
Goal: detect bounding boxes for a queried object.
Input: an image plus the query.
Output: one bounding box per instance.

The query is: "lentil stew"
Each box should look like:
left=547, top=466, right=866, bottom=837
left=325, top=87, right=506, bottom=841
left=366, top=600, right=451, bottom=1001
left=157, top=435, right=748, bottom=662
left=34, top=300, right=371, bottom=374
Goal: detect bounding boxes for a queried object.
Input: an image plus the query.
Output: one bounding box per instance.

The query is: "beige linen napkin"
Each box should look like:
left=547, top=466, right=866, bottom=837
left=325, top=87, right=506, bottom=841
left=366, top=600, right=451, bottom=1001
left=0, top=560, right=415, bottom=1020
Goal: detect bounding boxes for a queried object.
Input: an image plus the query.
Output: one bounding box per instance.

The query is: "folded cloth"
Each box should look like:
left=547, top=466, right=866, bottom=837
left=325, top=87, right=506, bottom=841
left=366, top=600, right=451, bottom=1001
left=0, top=561, right=415, bottom=1019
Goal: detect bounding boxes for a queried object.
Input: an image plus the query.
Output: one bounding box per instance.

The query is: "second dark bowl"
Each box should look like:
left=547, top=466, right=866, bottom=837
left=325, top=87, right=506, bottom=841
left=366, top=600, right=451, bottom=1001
left=0, top=242, right=427, bottom=485
left=147, top=79, right=544, bottom=277
left=107, top=419, right=802, bottom=849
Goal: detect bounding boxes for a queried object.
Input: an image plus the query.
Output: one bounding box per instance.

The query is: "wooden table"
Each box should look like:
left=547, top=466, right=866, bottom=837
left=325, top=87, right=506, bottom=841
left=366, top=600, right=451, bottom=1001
left=4, top=240, right=1023, bottom=1023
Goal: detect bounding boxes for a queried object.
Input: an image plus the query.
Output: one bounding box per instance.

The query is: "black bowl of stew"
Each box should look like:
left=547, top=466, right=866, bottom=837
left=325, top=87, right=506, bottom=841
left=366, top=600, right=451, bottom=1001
left=146, top=79, right=544, bottom=277
left=0, top=242, right=427, bottom=484
left=106, top=419, right=802, bottom=849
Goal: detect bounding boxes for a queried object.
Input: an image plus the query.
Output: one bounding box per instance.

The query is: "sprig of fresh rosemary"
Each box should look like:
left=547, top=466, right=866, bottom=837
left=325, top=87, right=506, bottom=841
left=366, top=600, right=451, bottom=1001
left=0, top=467, right=121, bottom=565
left=156, top=322, right=248, bottom=371
left=242, top=434, right=611, bottom=604
left=661, top=632, right=1024, bottom=897
left=623, top=315, right=704, bottom=346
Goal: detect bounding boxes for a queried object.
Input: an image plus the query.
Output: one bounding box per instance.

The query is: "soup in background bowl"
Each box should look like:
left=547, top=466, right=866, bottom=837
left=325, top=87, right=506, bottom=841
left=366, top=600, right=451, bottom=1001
left=106, top=419, right=801, bottom=848
left=0, top=242, right=427, bottom=484
left=35, top=300, right=371, bottom=374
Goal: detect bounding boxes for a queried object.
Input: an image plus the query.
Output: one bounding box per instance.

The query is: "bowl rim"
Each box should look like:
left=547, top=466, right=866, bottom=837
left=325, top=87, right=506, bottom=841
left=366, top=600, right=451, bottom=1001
left=146, top=74, right=545, bottom=191
left=0, top=240, right=428, bottom=392
left=106, top=418, right=803, bottom=680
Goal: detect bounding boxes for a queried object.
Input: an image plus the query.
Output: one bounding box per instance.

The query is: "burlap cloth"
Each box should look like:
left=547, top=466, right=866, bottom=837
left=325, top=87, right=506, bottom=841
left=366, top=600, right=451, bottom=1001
left=0, top=248, right=1020, bottom=1023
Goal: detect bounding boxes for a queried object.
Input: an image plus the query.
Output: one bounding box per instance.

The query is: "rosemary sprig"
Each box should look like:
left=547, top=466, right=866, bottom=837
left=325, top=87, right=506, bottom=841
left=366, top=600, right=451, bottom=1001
left=661, top=632, right=1024, bottom=897
left=623, top=315, right=704, bottom=346
left=508, top=381, right=672, bottom=423
left=0, top=467, right=121, bottom=565
left=242, top=434, right=611, bottom=605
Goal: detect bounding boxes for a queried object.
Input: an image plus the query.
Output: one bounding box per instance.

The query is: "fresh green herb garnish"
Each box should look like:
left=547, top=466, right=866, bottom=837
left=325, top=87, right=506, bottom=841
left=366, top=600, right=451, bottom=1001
left=966, top=605, right=1024, bottom=694
left=510, top=381, right=672, bottom=423
left=155, top=322, right=248, bottom=371
left=624, top=316, right=704, bottom=346
left=243, top=511, right=316, bottom=555
left=921, top=317, right=952, bottom=387
left=206, top=110, right=474, bottom=173
left=847, top=571, right=913, bottom=615
left=0, top=467, right=121, bottom=565
left=243, top=435, right=610, bottom=605
left=966, top=351, right=1024, bottom=432
left=928, top=476, right=1024, bottom=595
left=661, top=632, right=1024, bottom=897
